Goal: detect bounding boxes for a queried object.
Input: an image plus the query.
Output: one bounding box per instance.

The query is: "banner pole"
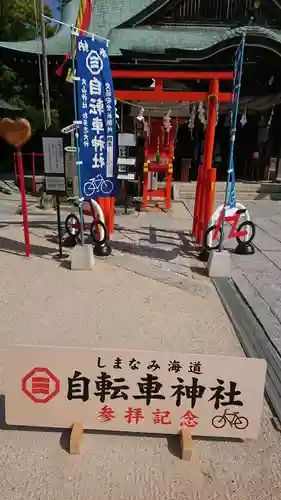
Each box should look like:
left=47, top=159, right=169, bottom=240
left=219, top=32, right=246, bottom=252
left=70, top=27, right=85, bottom=247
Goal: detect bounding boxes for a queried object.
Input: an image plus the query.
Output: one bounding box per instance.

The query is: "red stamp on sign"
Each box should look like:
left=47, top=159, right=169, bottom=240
left=22, top=367, right=60, bottom=403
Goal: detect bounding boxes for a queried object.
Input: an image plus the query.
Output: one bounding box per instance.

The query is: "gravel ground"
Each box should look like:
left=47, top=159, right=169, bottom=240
left=0, top=216, right=280, bottom=500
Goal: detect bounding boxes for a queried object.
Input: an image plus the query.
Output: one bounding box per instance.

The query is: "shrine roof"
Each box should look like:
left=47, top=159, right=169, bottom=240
left=0, top=0, right=281, bottom=58
left=109, top=26, right=230, bottom=56
left=108, top=25, right=281, bottom=56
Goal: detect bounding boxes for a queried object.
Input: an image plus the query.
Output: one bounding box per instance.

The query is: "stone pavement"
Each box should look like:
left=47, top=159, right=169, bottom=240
left=184, top=199, right=281, bottom=358
left=231, top=200, right=281, bottom=355
left=0, top=202, right=281, bottom=500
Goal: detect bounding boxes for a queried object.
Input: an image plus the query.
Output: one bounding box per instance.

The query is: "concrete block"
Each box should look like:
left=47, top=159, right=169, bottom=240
left=71, top=244, right=94, bottom=271
left=207, top=250, right=231, bottom=278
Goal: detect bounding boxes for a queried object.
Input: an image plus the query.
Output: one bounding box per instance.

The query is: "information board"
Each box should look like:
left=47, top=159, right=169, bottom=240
left=42, top=137, right=64, bottom=175
left=45, top=176, right=66, bottom=194
left=117, top=133, right=137, bottom=180
left=43, top=136, right=66, bottom=195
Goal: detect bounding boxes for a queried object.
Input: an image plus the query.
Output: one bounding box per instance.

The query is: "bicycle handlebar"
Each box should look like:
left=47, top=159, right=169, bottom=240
left=67, top=196, right=85, bottom=207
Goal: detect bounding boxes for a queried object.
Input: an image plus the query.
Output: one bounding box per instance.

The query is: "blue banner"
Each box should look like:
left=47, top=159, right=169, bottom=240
left=76, top=36, right=116, bottom=199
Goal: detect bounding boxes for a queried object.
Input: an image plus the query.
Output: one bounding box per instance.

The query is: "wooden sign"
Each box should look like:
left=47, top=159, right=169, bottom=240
left=5, top=346, right=266, bottom=439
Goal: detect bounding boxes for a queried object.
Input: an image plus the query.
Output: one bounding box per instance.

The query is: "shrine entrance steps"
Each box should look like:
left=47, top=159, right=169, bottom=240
left=173, top=181, right=281, bottom=202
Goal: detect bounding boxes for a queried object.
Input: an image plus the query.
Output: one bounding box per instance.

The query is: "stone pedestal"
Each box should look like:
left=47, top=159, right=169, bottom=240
left=71, top=245, right=94, bottom=271
left=207, top=250, right=231, bottom=279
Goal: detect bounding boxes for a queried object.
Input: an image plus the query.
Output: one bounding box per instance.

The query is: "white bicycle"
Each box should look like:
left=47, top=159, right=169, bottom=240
left=84, top=174, right=114, bottom=197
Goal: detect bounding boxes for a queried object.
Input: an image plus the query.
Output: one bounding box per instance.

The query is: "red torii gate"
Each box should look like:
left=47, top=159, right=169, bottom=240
left=102, top=70, right=233, bottom=241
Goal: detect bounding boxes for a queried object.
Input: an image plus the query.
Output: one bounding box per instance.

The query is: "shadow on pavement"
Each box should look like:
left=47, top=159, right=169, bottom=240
left=0, top=395, right=71, bottom=453
left=111, top=239, right=181, bottom=262
left=0, top=235, right=56, bottom=258
left=190, top=266, right=208, bottom=277
left=113, top=226, right=199, bottom=262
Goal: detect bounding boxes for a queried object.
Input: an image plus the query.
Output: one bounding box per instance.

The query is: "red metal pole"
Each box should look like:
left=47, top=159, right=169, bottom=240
left=142, top=163, right=149, bottom=208
left=13, top=152, right=18, bottom=184
left=109, top=197, right=115, bottom=234
left=192, top=165, right=202, bottom=237
left=17, top=149, right=31, bottom=257
left=31, top=152, right=36, bottom=196
left=166, top=163, right=173, bottom=209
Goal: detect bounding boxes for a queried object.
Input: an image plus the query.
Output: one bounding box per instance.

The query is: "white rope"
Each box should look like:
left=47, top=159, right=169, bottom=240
left=116, top=98, right=204, bottom=112
left=42, top=15, right=109, bottom=43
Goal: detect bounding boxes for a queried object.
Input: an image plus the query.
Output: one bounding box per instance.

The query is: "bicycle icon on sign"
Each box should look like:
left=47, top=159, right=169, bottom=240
left=212, top=410, right=249, bottom=430
left=84, top=174, right=114, bottom=197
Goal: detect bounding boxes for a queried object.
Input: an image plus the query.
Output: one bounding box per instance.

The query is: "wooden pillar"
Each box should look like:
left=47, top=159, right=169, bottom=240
left=204, top=167, right=217, bottom=234
left=197, top=79, right=219, bottom=240
left=204, top=79, right=219, bottom=172
left=192, top=164, right=202, bottom=237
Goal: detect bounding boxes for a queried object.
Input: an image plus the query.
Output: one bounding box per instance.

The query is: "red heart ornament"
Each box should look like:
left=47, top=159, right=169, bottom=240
left=0, top=118, right=31, bottom=148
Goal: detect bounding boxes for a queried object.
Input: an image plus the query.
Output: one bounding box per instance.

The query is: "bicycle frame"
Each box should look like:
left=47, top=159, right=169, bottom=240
left=212, top=208, right=247, bottom=241
left=68, top=199, right=98, bottom=228
left=223, top=411, right=240, bottom=424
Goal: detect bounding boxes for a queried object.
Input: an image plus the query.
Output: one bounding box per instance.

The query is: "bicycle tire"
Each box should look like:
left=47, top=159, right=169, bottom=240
left=203, top=225, right=222, bottom=251
left=101, top=179, right=114, bottom=195
left=236, top=220, right=256, bottom=246
left=234, top=416, right=249, bottom=430
left=84, top=181, right=95, bottom=197
left=212, top=415, right=226, bottom=429
left=90, top=220, right=107, bottom=246
left=65, top=214, right=81, bottom=237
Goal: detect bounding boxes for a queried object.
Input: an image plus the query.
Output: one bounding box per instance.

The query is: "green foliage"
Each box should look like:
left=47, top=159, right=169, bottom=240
left=0, top=0, right=54, bottom=42
left=0, top=0, right=60, bottom=132
left=0, top=61, right=60, bottom=131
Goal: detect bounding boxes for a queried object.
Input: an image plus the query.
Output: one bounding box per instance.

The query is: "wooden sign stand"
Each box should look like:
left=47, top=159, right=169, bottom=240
left=69, top=423, right=84, bottom=454
left=180, top=429, right=194, bottom=461
left=68, top=424, right=193, bottom=459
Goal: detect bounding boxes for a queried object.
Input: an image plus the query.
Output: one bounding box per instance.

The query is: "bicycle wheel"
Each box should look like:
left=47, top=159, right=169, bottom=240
left=236, top=220, right=256, bottom=246
left=65, top=214, right=81, bottom=237
left=101, top=179, right=114, bottom=194
left=90, top=220, right=107, bottom=246
left=84, top=181, right=95, bottom=197
left=234, top=416, right=249, bottom=430
left=212, top=415, right=226, bottom=429
left=203, top=225, right=222, bottom=251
